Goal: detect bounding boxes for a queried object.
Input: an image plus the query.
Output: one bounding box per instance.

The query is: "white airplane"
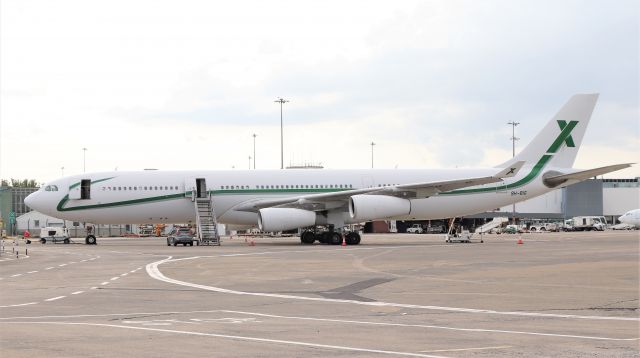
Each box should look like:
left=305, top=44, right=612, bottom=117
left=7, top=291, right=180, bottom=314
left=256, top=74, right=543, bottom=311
left=618, top=209, right=640, bottom=228
left=25, top=94, right=631, bottom=245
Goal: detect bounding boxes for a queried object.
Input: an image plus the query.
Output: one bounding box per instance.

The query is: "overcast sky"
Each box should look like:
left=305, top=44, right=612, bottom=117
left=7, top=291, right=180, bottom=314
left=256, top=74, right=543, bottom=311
left=1, top=0, right=638, bottom=183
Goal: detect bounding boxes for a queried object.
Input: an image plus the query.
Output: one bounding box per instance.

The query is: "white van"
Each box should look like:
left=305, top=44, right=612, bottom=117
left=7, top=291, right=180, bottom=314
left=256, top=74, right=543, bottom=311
left=39, top=227, right=71, bottom=244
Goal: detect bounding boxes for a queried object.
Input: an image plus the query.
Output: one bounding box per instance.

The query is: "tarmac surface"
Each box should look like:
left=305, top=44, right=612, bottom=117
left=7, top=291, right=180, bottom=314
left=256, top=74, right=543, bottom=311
left=0, top=230, right=638, bottom=357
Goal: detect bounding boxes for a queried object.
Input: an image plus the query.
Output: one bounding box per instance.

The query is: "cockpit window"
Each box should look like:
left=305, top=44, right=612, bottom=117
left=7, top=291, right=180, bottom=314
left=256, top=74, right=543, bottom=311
left=45, top=185, right=51, bottom=191
left=44, top=185, right=59, bottom=192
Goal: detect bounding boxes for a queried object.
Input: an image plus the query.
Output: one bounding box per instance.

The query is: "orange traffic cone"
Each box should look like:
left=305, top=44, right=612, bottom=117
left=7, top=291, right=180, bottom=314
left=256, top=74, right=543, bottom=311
left=517, top=239, right=523, bottom=245
left=341, top=235, right=347, bottom=246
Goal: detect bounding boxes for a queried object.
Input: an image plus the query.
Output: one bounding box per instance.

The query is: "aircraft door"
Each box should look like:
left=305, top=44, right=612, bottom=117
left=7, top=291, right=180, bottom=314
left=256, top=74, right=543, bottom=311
left=69, top=179, right=91, bottom=200
left=185, top=178, right=208, bottom=200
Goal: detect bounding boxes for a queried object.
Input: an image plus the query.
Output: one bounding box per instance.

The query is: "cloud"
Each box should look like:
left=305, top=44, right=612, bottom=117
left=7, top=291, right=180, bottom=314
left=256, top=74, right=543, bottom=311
left=1, top=0, right=638, bottom=181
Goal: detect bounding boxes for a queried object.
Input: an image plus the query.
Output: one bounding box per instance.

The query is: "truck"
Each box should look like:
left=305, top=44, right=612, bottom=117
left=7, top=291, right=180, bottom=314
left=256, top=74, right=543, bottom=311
left=570, top=216, right=607, bottom=231
left=406, top=224, right=424, bottom=234
left=39, top=226, right=71, bottom=244
left=528, top=222, right=559, bottom=232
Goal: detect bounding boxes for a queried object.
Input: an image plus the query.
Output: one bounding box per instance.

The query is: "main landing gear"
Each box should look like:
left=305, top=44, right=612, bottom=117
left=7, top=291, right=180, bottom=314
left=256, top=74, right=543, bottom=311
left=85, top=235, right=97, bottom=245
left=300, top=228, right=361, bottom=245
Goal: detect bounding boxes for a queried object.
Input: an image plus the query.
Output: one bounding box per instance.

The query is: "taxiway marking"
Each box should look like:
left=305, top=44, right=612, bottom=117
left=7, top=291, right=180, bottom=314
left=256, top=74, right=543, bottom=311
left=45, top=296, right=65, bottom=302
left=147, top=256, right=640, bottom=322
left=420, top=346, right=511, bottom=353
left=2, top=309, right=636, bottom=341
left=1, top=321, right=450, bottom=358
left=0, top=302, right=38, bottom=308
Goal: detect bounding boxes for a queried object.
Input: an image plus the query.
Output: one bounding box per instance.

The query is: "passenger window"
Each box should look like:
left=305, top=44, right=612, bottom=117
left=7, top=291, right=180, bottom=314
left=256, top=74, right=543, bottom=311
left=45, top=186, right=51, bottom=191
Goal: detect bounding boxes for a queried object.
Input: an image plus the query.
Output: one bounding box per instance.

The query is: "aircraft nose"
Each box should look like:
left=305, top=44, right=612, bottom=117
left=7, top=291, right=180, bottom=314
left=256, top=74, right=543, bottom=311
left=24, top=191, right=39, bottom=210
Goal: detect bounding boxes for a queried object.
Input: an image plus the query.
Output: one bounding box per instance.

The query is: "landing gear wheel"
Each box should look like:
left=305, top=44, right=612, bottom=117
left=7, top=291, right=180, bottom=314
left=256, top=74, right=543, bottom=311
left=63, top=238, right=70, bottom=244
left=300, top=231, right=315, bottom=244
left=173, top=242, right=178, bottom=246
left=325, top=232, right=341, bottom=245
left=345, top=232, right=361, bottom=245
left=40, top=238, right=46, bottom=244
left=85, top=235, right=96, bottom=245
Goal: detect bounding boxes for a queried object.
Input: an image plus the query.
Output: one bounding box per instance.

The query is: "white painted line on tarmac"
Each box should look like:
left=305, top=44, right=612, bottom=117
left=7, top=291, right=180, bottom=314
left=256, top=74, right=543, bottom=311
left=58, top=264, right=66, bottom=267
left=221, top=310, right=640, bottom=342
left=71, top=291, right=84, bottom=295
left=0, top=302, right=38, bottom=308
left=120, top=273, right=128, bottom=277
left=45, top=267, right=54, bottom=270
left=10, top=274, right=22, bottom=277
left=110, top=277, right=119, bottom=281
left=90, top=287, right=98, bottom=290
left=1, top=321, right=450, bottom=358
left=420, top=346, right=511, bottom=353
left=147, top=256, right=640, bottom=322
left=101, top=282, right=110, bottom=285
left=68, top=262, right=76, bottom=264
left=27, top=271, right=38, bottom=274
left=45, top=296, right=65, bottom=302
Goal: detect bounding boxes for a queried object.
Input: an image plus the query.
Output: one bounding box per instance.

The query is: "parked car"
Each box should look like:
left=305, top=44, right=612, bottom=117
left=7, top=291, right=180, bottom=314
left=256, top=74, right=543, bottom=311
left=167, top=231, right=196, bottom=246
left=426, top=225, right=445, bottom=234
left=406, top=224, right=424, bottom=234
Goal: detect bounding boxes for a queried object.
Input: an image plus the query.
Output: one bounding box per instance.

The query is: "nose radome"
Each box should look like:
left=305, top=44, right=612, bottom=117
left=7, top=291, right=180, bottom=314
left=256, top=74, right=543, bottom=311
left=24, top=191, right=37, bottom=210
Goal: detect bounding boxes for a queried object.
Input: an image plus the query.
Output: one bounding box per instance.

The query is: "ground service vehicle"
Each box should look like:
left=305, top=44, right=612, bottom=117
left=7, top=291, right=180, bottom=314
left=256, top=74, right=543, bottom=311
left=571, top=216, right=606, bottom=231
left=39, top=226, right=71, bottom=244
left=406, top=224, right=424, bottom=234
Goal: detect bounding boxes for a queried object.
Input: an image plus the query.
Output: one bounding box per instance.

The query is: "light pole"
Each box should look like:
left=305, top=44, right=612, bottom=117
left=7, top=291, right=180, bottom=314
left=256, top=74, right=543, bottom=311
left=507, top=121, right=520, bottom=224
left=370, top=141, right=376, bottom=169
left=274, top=98, right=289, bottom=169
left=252, top=133, right=257, bottom=169
left=248, top=156, right=252, bottom=170
left=82, top=148, right=88, bottom=173
left=508, top=121, right=520, bottom=157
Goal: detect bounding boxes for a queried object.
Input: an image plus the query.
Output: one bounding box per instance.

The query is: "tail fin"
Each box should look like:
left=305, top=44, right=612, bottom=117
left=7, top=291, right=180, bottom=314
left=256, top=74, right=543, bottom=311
left=499, top=94, right=599, bottom=169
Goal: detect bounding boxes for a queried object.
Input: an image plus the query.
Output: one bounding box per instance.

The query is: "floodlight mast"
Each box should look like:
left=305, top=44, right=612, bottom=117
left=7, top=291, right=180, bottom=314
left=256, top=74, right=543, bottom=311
left=507, top=121, right=520, bottom=225
left=274, top=98, right=289, bottom=169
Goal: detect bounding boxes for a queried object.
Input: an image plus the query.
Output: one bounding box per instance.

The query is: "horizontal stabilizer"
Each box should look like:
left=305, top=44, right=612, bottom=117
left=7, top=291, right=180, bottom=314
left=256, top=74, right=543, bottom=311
left=543, top=163, right=633, bottom=188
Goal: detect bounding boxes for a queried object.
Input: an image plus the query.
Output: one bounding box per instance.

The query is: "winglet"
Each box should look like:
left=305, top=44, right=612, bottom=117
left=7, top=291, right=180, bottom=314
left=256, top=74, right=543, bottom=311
left=494, top=161, right=525, bottom=178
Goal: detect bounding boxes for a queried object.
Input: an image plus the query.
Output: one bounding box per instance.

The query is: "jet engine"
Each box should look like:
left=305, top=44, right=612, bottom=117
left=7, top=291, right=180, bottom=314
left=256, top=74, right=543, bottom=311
left=349, top=195, right=411, bottom=222
left=258, top=208, right=316, bottom=232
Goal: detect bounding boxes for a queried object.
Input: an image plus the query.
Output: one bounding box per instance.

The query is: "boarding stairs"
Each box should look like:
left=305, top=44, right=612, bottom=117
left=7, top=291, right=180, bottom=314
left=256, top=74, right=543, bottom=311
left=475, top=217, right=508, bottom=234
left=194, top=194, right=221, bottom=246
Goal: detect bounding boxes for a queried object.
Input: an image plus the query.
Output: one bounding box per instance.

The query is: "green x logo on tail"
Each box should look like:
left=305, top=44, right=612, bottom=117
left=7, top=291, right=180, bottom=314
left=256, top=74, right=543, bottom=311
left=547, top=120, right=578, bottom=153
left=557, top=120, right=576, bottom=147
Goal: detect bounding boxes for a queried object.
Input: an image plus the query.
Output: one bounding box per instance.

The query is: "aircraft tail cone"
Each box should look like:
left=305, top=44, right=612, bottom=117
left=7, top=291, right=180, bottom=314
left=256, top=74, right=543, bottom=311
left=341, top=235, right=347, bottom=247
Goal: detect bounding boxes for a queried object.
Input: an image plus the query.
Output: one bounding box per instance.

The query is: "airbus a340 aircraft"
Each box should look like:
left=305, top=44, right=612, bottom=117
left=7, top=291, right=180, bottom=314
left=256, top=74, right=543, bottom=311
left=25, top=94, right=631, bottom=245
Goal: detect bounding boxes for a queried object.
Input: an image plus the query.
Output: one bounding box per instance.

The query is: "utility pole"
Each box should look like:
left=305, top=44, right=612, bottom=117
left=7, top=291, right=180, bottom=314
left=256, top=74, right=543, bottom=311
left=507, top=121, right=520, bottom=224
left=82, top=148, right=88, bottom=173
left=252, top=133, right=257, bottom=169
left=248, top=156, right=252, bottom=170
left=274, top=98, right=289, bottom=169
left=370, top=141, right=376, bottom=169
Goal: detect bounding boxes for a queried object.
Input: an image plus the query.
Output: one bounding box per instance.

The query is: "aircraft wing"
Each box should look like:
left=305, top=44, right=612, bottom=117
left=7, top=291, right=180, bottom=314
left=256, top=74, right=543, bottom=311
left=233, top=162, right=525, bottom=213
